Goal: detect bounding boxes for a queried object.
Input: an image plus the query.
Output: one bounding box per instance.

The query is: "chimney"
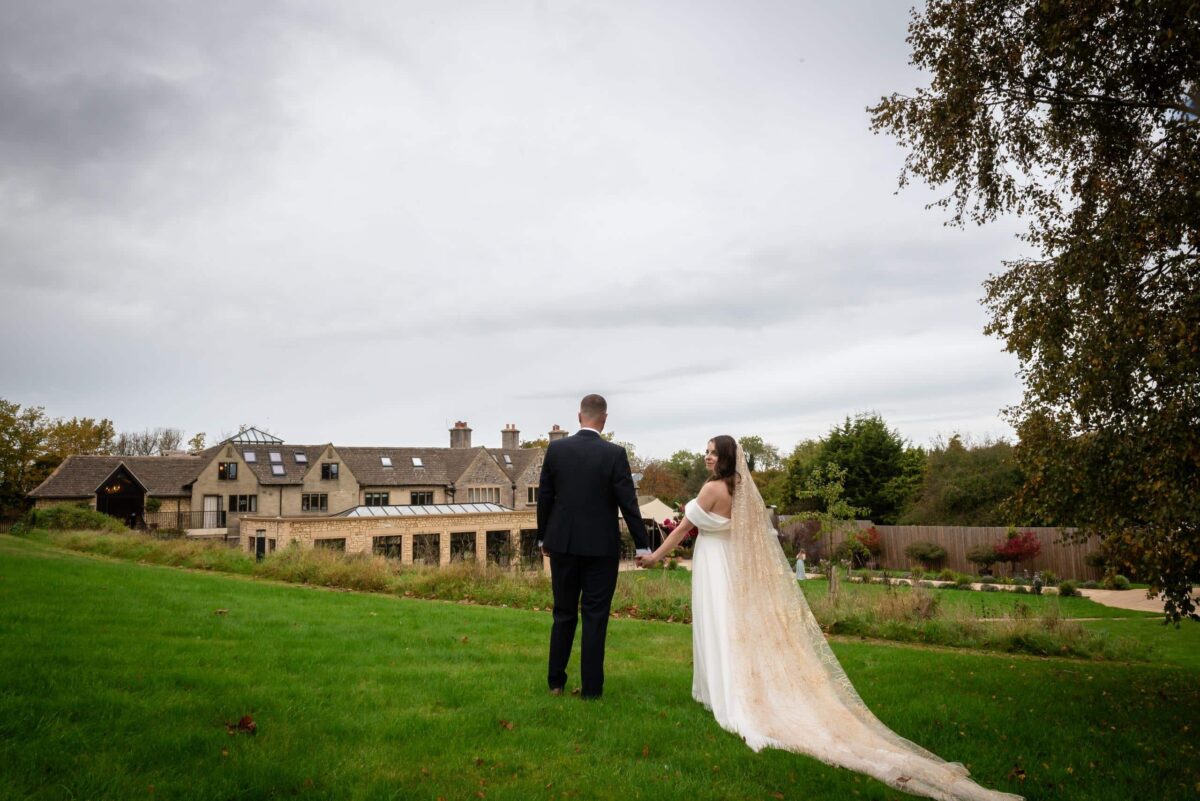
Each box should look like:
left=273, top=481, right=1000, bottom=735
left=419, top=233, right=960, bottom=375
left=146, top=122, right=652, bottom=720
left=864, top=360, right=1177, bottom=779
left=501, top=423, right=520, bottom=450
left=449, top=421, right=472, bottom=449
left=548, top=424, right=567, bottom=443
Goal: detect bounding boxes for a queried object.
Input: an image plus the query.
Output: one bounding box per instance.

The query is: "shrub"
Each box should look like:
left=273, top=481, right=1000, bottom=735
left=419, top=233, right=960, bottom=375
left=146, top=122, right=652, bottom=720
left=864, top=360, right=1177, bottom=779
left=834, top=537, right=872, bottom=568
left=954, top=573, right=974, bottom=587
left=13, top=504, right=125, bottom=535
left=1058, top=580, right=1079, bottom=597
left=904, top=540, right=947, bottom=570
left=980, top=583, right=1000, bottom=592
left=1014, top=585, right=1030, bottom=594
left=144, top=497, right=162, bottom=513
left=938, top=568, right=957, bottom=581
left=916, top=580, right=936, bottom=588
left=994, top=529, right=1042, bottom=573
left=1041, top=570, right=1059, bottom=586
left=1103, top=574, right=1132, bottom=590
left=1080, top=580, right=1100, bottom=589
left=965, top=543, right=999, bottom=573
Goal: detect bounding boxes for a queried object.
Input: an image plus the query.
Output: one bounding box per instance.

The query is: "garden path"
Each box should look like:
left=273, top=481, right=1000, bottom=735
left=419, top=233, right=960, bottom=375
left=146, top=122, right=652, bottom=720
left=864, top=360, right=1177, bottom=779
left=1079, top=587, right=1200, bottom=614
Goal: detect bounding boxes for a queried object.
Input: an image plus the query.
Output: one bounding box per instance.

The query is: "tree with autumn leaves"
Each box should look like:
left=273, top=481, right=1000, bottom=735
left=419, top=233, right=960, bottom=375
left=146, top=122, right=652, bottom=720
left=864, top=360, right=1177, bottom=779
left=871, top=0, right=1199, bottom=621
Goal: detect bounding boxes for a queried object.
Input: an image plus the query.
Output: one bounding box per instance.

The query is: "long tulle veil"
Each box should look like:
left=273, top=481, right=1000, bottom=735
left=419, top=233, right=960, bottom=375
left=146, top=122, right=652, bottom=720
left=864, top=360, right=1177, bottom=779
left=726, top=444, right=1022, bottom=801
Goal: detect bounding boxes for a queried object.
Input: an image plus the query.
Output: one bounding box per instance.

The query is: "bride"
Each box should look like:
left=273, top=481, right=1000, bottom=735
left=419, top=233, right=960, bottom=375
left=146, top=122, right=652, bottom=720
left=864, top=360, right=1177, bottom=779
left=636, top=435, right=1022, bottom=801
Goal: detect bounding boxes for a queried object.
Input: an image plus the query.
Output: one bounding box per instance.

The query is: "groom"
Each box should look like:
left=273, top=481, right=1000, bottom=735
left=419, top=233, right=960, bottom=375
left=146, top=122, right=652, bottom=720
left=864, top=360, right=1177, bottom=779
left=537, top=394, right=650, bottom=699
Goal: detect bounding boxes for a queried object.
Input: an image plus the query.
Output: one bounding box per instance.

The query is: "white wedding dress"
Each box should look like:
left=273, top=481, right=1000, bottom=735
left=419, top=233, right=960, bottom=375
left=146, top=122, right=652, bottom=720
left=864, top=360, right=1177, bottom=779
left=682, top=447, right=1023, bottom=801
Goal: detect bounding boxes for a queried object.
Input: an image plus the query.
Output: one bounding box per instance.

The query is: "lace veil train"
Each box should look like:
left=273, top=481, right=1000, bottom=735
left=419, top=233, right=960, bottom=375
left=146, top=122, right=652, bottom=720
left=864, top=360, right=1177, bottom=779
left=725, top=444, right=1022, bottom=801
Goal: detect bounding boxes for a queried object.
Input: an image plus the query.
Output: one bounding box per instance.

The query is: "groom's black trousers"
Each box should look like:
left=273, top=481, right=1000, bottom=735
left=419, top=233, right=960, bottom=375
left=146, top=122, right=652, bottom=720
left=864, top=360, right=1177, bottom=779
left=548, top=552, right=620, bottom=697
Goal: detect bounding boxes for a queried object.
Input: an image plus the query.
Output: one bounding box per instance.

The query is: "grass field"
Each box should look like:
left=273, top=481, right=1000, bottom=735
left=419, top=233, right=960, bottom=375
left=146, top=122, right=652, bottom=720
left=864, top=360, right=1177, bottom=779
left=1, top=533, right=1198, bottom=800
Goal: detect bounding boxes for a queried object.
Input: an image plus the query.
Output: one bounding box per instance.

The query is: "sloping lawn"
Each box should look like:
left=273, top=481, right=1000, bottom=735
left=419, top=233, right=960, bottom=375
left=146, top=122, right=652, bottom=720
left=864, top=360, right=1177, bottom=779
left=1, top=534, right=1197, bottom=800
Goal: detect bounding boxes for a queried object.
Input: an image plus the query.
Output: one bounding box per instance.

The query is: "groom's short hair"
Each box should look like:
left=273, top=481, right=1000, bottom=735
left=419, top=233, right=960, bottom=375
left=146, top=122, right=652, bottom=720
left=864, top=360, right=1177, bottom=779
left=580, top=394, right=607, bottom=418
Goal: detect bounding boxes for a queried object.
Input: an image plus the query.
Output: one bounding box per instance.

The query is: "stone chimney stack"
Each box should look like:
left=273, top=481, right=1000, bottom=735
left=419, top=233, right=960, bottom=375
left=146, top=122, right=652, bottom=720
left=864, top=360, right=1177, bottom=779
left=548, top=424, right=568, bottom=443
left=501, top=423, right=520, bottom=450
left=449, top=421, right=472, bottom=449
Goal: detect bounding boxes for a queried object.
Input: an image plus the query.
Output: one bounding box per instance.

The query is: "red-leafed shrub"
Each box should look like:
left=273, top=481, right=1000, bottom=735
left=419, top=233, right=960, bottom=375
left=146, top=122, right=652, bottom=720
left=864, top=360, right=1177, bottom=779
left=994, top=530, right=1042, bottom=573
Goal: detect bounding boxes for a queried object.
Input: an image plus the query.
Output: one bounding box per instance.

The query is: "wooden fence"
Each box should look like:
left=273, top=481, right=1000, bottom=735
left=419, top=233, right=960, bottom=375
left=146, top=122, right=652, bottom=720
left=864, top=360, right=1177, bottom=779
left=813, top=524, right=1102, bottom=581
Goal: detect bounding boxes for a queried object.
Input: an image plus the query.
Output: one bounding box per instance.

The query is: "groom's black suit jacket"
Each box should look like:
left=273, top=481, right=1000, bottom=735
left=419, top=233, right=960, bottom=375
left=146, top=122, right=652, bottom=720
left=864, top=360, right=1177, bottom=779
left=536, top=430, right=650, bottom=557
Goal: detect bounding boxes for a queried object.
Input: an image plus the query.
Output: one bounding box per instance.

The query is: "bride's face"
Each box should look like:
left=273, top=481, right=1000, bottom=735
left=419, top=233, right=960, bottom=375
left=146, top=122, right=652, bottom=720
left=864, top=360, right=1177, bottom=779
left=704, top=441, right=718, bottom=474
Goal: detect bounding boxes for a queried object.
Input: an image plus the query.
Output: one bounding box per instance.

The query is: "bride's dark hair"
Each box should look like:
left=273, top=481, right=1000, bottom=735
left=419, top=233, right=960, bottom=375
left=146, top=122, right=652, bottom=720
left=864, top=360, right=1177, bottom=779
left=707, top=435, right=738, bottom=496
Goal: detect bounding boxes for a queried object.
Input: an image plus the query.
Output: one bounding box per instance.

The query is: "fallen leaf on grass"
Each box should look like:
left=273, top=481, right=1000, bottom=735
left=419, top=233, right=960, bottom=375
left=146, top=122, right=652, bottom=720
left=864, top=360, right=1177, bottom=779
left=214, top=609, right=228, bottom=616
left=771, top=792, right=784, bottom=800
left=221, top=748, right=229, bottom=758
left=1007, top=765, right=1026, bottom=782
left=225, top=715, right=257, bottom=736
left=461, top=636, right=469, bottom=644
left=499, top=719, right=514, bottom=730
left=641, top=745, right=649, bottom=758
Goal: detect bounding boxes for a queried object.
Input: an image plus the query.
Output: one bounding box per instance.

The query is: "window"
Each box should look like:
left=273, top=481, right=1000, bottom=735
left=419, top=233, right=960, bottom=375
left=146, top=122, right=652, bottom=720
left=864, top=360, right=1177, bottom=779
left=314, top=538, right=345, bottom=551
left=218, top=462, right=238, bottom=481
left=243, top=451, right=257, bottom=463
left=271, top=464, right=285, bottom=476
left=527, top=486, right=539, bottom=504
left=365, top=492, right=390, bottom=506
left=269, top=452, right=282, bottom=463
left=294, top=452, right=308, bottom=464
left=301, top=493, right=328, bottom=512
left=228, top=494, right=258, bottom=513
left=380, top=456, right=393, bottom=467
left=321, top=463, right=339, bottom=480
left=373, top=535, right=404, bottom=559
left=411, top=457, right=423, bottom=468
left=410, top=491, right=433, bottom=506
left=467, top=487, right=501, bottom=504
left=503, top=454, right=513, bottom=467
left=269, top=539, right=276, bottom=553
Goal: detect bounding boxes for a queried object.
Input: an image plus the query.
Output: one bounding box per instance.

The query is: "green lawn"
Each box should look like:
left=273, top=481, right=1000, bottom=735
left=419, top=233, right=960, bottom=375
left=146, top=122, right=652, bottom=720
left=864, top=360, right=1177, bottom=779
left=1, top=534, right=1198, bottom=800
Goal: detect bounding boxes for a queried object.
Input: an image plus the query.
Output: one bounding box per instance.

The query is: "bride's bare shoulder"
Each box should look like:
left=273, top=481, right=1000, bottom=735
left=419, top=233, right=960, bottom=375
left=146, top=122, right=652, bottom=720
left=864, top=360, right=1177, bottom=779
left=698, top=479, right=731, bottom=502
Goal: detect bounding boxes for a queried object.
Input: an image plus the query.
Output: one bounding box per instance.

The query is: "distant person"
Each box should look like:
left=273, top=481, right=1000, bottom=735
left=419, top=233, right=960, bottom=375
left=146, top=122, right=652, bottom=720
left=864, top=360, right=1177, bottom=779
left=795, top=548, right=807, bottom=580
left=536, top=394, right=650, bottom=699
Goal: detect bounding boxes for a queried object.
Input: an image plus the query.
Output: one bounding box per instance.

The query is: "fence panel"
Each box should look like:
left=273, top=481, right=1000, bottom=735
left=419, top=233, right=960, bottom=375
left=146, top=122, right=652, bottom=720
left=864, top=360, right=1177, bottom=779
left=820, top=524, right=1102, bottom=580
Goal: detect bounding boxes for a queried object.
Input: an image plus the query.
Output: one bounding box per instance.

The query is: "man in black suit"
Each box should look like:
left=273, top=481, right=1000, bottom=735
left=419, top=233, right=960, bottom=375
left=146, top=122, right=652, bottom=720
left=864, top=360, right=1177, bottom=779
left=537, top=393, right=650, bottom=699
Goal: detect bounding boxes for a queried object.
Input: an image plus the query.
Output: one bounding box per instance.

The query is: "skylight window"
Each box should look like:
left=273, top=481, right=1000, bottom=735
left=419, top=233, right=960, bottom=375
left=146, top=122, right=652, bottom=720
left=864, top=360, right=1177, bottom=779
left=243, top=451, right=257, bottom=463
left=503, top=454, right=513, bottom=466
left=269, top=452, right=282, bottom=463
left=412, top=457, right=424, bottom=468
left=271, top=464, right=285, bottom=476
left=381, top=456, right=393, bottom=467
left=294, top=452, right=308, bottom=464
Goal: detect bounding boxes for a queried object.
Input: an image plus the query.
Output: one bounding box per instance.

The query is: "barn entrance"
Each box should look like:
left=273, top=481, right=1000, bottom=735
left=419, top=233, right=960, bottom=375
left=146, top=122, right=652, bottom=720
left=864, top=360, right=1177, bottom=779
left=95, top=465, right=146, bottom=528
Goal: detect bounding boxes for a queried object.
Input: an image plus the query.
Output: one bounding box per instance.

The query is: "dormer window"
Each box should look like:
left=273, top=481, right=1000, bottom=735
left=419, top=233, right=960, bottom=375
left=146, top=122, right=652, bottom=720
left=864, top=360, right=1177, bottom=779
left=243, top=451, right=257, bottom=463
left=269, top=452, right=282, bottom=464
left=294, top=452, right=308, bottom=464
left=380, top=456, right=393, bottom=467
left=412, top=457, right=424, bottom=468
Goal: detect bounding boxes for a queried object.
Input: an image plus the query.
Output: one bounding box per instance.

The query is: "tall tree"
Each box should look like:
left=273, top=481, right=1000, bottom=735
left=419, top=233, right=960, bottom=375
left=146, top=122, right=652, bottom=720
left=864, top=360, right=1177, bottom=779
left=813, top=414, right=921, bottom=524
left=900, top=435, right=1024, bottom=525
left=638, top=461, right=688, bottom=506
left=870, top=0, right=1199, bottom=621
left=44, top=417, right=116, bottom=458
left=738, top=435, right=782, bottom=472
left=0, top=399, right=48, bottom=518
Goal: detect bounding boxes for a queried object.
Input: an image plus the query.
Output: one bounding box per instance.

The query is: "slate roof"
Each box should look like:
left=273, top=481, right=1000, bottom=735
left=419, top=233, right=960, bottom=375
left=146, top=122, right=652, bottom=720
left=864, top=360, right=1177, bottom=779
left=225, top=444, right=331, bottom=486
left=29, top=455, right=205, bottom=498
left=339, top=447, right=488, bottom=487
left=335, top=503, right=512, bottom=517
left=487, top=448, right=543, bottom=481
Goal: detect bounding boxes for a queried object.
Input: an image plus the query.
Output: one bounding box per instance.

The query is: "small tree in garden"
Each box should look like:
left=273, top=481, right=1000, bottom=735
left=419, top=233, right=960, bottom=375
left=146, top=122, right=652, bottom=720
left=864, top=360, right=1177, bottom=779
left=994, top=529, right=1042, bottom=575
left=798, top=462, right=867, bottom=601
left=857, top=526, right=883, bottom=566
left=965, top=543, right=999, bottom=576
left=904, top=540, right=947, bottom=571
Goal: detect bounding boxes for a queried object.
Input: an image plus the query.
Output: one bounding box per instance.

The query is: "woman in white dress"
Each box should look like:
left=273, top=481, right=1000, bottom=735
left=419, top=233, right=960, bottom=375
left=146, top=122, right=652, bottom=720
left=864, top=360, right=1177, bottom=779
left=637, top=436, right=1021, bottom=801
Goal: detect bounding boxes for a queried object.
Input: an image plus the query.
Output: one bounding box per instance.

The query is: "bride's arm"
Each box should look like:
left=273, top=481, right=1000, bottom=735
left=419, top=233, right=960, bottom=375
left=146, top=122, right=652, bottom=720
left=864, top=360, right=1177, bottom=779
left=637, top=516, right=695, bottom=567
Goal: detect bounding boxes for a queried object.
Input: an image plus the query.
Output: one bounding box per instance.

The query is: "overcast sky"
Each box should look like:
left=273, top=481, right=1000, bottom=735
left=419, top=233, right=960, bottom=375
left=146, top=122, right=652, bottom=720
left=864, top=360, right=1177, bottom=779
left=0, top=0, right=1029, bottom=459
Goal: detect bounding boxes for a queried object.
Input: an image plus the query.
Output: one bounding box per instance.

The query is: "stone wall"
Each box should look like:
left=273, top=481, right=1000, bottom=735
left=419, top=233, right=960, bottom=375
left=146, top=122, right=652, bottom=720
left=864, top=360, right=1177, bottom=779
left=239, top=509, right=539, bottom=567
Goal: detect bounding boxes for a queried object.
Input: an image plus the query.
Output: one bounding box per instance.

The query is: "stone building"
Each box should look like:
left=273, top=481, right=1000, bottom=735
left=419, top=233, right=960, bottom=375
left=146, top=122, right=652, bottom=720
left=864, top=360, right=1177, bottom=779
left=28, top=423, right=552, bottom=537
